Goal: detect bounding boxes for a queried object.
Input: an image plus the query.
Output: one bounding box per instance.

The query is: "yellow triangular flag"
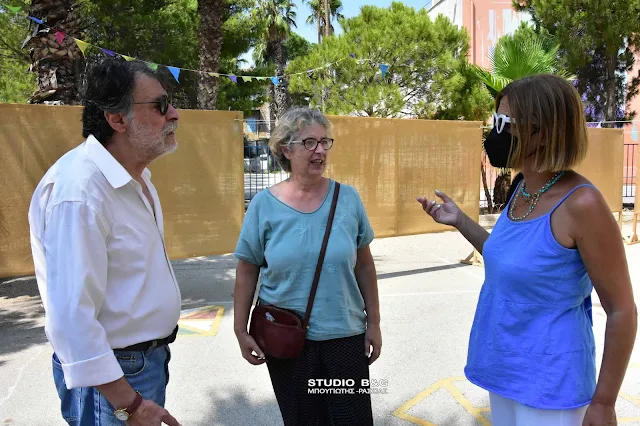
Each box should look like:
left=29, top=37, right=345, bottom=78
left=242, top=76, right=252, bottom=82
left=122, top=55, right=136, bottom=61
left=208, top=72, right=220, bottom=77
left=74, top=39, right=89, bottom=56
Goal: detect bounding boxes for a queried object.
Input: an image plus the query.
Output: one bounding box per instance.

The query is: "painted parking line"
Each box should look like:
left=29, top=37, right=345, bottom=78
left=619, top=392, right=640, bottom=423
left=177, top=305, right=225, bottom=337
left=394, top=376, right=640, bottom=425
left=393, top=377, right=490, bottom=426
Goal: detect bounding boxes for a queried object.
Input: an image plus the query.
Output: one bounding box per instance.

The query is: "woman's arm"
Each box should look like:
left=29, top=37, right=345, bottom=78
left=233, top=259, right=265, bottom=364
left=419, top=190, right=490, bottom=254
left=457, top=213, right=491, bottom=255
left=355, top=244, right=382, bottom=364
left=567, top=188, right=637, bottom=419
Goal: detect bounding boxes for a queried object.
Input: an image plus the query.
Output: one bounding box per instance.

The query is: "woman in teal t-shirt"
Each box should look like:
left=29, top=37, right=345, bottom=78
left=233, top=107, right=382, bottom=426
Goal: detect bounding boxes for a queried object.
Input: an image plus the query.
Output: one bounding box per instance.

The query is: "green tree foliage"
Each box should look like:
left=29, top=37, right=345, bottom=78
left=514, top=0, right=640, bottom=125
left=0, top=0, right=268, bottom=113
left=287, top=2, right=493, bottom=120
left=0, top=2, right=36, bottom=103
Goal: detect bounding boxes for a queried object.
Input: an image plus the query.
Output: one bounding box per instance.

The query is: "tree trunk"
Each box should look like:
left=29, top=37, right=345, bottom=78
left=197, top=0, right=224, bottom=110
left=273, top=40, right=291, bottom=119
left=27, top=0, right=84, bottom=105
left=481, top=162, right=493, bottom=214
left=317, top=9, right=323, bottom=44
left=269, top=83, right=277, bottom=130
left=324, top=0, right=331, bottom=37
left=493, top=171, right=511, bottom=211
left=604, top=51, right=618, bottom=127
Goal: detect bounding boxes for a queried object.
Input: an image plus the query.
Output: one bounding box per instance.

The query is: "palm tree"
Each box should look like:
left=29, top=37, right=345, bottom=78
left=472, top=34, right=574, bottom=210
left=471, top=35, right=574, bottom=98
left=26, top=0, right=85, bottom=104
left=254, top=0, right=296, bottom=120
left=197, top=0, right=225, bottom=110
left=303, top=0, right=343, bottom=44
left=252, top=40, right=277, bottom=130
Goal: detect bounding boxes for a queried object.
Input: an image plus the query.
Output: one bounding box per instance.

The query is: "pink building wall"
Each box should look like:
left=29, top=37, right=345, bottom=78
left=461, top=0, right=531, bottom=69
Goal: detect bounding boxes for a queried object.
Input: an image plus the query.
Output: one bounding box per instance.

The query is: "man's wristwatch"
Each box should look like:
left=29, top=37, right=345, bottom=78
left=113, top=392, right=143, bottom=421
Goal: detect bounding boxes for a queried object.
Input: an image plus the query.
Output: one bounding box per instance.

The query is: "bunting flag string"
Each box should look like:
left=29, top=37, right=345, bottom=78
left=1, top=1, right=394, bottom=85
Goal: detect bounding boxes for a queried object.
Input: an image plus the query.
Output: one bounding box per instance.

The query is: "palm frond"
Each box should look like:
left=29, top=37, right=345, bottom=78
left=477, top=34, right=574, bottom=94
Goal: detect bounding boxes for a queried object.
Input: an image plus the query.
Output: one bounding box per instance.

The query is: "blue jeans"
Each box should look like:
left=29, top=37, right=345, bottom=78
left=52, top=344, right=171, bottom=425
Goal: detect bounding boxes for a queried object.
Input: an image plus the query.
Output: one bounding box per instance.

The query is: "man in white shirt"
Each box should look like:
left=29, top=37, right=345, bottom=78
left=28, top=59, right=183, bottom=426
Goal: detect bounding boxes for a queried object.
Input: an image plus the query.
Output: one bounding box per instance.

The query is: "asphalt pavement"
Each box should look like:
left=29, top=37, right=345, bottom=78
left=1, top=229, right=640, bottom=426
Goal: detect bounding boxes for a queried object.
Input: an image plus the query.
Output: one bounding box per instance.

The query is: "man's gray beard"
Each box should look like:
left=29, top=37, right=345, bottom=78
left=129, top=119, right=178, bottom=163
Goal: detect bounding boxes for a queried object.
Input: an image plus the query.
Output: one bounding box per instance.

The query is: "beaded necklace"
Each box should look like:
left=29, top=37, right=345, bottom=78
left=508, top=171, right=565, bottom=221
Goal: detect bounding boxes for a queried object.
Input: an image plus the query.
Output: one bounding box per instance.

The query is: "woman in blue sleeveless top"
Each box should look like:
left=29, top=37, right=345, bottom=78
left=418, top=74, right=637, bottom=425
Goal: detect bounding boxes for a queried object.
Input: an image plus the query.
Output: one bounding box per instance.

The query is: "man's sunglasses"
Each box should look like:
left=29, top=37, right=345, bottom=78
left=133, top=94, right=171, bottom=115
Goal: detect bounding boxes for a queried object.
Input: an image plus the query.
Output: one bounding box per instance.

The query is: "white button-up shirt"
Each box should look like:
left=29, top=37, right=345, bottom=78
left=28, top=134, right=182, bottom=389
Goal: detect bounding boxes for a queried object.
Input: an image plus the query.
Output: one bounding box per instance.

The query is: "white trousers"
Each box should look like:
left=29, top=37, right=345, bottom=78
left=490, top=392, right=588, bottom=426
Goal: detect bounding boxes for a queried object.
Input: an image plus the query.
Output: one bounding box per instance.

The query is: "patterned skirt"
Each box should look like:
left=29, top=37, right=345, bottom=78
left=265, top=333, right=374, bottom=426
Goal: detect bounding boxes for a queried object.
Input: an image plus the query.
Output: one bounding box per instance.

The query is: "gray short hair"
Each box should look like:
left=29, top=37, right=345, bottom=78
left=269, top=108, right=332, bottom=173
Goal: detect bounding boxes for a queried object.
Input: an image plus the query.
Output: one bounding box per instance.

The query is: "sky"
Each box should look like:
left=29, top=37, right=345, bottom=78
left=240, top=0, right=430, bottom=67
left=291, top=0, right=431, bottom=43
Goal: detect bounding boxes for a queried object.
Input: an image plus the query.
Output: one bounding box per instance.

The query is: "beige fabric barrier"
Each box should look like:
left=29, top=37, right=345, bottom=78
left=147, top=109, right=245, bottom=260
left=324, top=116, right=482, bottom=238
left=574, top=128, right=624, bottom=215
left=0, top=104, right=244, bottom=278
left=626, top=136, right=640, bottom=244
left=1, top=104, right=624, bottom=278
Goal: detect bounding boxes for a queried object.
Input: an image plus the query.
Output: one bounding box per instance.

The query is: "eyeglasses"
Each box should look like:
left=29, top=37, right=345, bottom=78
left=133, top=94, right=171, bottom=115
left=493, top=112, right=515, bottom=134
left=289, top=137, right=334, bottom=151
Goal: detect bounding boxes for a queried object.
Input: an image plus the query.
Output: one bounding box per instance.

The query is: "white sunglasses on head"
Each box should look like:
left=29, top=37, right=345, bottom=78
left=493, top=112, right=516, bottom=134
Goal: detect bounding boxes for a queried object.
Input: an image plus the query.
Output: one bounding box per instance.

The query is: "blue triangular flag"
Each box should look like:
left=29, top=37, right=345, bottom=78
left=379, top=64, right=389, bottom=77
left=167, top=66, right=180, bottom=82
left=271, top=77, right=279, bottom=86
left=100, top=48, right=115, bottom=57
left=29, top=16, right=44, bottom=25
left=349, top=53, right=355, bottom=58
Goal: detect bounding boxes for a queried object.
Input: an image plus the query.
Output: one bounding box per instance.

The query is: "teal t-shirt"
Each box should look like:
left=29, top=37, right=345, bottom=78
left=234, top=179, right=375, bottom=341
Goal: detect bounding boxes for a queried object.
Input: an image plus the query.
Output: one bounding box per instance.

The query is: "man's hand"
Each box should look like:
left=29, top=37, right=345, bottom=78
left=96, top=377, right=181, bottom=425
left=127, top=399, right=181, bottom=426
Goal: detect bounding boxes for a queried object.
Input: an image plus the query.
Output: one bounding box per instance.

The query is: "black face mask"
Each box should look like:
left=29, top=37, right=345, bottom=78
left=483, top=127, right=518, bottom=168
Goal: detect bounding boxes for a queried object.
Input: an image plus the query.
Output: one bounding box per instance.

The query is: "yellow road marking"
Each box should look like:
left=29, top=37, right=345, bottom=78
left=395, top=378, right=640, bottom=425
left=393, top=377, right=490, bottom=425
left=442, top=379, right=491, bottom=426
left=177, top=305, right=225, bottom=337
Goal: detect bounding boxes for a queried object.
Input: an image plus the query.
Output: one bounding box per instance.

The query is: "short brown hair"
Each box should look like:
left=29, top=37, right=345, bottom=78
left=269, top=108, right=332, bottom=173
left=496, top=74, right=588, bottom=172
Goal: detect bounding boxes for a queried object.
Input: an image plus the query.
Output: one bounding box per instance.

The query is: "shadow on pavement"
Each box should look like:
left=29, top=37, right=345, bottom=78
left=378, top=263, right=470, bottom=280
left=172, top=254, right=238, bottom=310
left=198, top=387, right=283, bottom=426
left=0, top=276, right=47, bottom=359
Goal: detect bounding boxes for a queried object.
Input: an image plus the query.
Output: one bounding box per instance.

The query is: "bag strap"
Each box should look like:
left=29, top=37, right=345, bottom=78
left=302, top=181, right=340, bottom=328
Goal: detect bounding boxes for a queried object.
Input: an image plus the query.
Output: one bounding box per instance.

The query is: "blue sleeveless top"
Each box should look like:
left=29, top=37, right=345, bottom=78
left=464, top=183, right=596, bottom=410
